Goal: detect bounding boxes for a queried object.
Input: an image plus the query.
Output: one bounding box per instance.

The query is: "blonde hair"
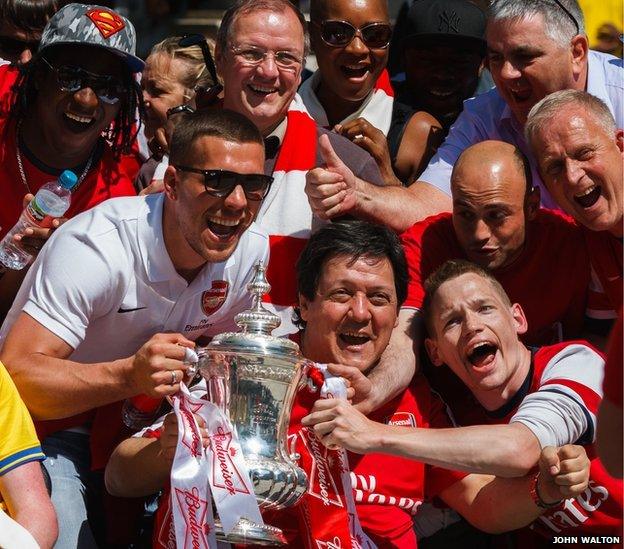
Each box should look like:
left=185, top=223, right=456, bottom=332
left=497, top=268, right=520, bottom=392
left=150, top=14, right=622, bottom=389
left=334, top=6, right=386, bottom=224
left=149, top=36, right=217, bottom=100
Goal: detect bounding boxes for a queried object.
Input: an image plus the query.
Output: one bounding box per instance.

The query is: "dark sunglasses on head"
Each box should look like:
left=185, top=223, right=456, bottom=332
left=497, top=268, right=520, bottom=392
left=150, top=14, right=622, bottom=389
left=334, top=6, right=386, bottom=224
left=40, top=57, right=127, bottom=105
left=552, top=0, right=580, bottom=35
left=166, top=104, right=195, bottom=118
left=0, top=35, right=39, bottom=56
left=315, top=20, right=392, bottom=49
left=174, top=166, right=273, bottom=201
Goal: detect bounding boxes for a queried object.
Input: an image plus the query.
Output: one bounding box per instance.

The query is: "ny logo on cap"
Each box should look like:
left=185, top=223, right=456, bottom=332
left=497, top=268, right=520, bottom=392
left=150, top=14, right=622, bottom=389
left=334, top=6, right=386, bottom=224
left=86, top=9, right=126, bottom=39
left=438, top=9, right=460, bottom=34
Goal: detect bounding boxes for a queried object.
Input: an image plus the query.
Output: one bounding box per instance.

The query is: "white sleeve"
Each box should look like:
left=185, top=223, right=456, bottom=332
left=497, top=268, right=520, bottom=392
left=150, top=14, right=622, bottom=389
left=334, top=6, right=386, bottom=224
left=419, top=99, right=491, bottom=195
left=510, top=344, right=604, bottom=448
left=18, top=226, right=126, bottom=350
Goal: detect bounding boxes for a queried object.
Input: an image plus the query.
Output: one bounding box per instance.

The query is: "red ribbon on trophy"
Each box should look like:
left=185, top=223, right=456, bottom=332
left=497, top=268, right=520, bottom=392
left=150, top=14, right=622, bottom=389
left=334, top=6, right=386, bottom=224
left=290, top=365, right=377, bottom=549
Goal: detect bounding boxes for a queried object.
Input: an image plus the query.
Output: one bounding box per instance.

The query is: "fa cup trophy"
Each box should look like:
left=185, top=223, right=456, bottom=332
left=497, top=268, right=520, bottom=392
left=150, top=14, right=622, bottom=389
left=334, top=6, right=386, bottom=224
left=192, top=261, right=308, bottom=545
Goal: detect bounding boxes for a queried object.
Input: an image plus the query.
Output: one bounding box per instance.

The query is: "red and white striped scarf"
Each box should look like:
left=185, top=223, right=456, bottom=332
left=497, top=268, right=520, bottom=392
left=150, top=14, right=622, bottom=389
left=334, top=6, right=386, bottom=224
left=298, top=69, right=394, bottom=135
left=257, top=94, right=325, bottom=336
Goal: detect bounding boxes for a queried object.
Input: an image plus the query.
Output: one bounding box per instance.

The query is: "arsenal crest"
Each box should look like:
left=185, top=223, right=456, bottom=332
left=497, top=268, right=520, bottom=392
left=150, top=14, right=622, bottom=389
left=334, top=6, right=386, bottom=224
left=201, top=280, right=229, bottom=316
left=86, top=9, right=126, bottom=38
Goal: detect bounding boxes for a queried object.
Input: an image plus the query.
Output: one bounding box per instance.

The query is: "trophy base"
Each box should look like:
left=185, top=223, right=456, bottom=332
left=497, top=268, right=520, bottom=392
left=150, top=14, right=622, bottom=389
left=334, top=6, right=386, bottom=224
left=215, top=517, right=287, bottom=546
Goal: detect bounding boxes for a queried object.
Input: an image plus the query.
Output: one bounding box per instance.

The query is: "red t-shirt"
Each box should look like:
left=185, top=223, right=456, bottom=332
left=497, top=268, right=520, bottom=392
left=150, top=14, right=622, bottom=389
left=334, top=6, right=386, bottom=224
left=401, top=210, right=591, bottom=344
left=603, top=309, right=623, bottom=407
left=0, top=117, right=138, bottom=239
left=583, top=227, right=623, bottom=319
left=449, top=342, right=623, bottom=545
left=149, top=375, right=467, bottom=549
left=0, top=63, right=19, bottom=116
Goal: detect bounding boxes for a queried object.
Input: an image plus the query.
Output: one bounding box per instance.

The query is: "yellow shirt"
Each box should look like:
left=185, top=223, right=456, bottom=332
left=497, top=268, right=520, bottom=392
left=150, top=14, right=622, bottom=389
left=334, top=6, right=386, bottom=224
left=0, top=362, right=44, bottom=477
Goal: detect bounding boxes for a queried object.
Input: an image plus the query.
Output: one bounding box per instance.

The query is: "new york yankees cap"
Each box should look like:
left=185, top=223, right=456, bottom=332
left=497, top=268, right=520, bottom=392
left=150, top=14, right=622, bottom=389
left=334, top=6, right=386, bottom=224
left=404, top=0, right=486, bottom=52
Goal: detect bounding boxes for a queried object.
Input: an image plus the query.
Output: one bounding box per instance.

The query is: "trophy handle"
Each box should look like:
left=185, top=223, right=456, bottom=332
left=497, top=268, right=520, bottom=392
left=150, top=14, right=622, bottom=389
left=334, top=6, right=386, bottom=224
left=183, top=346, right=200, bottom=380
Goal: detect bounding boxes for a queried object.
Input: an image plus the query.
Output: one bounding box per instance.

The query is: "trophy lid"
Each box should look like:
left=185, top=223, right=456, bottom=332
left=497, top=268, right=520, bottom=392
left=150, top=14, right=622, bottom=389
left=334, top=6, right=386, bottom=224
left=206, top=261, right=301, bottom=359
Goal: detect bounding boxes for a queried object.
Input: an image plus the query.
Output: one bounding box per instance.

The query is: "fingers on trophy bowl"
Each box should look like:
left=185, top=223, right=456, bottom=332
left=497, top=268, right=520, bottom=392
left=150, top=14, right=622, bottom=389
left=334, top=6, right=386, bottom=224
left=248, top=459, right=308, bottom=509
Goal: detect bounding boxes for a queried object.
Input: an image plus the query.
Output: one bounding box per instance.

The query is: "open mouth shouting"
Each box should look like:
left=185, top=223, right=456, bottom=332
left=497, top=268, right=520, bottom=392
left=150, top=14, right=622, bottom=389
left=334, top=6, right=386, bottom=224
left=573, top=185, right=602, bottom=209
left=340, top=63, right=371, bottom=80
left=338, top=330, right=372, bottom=350
left=63, top=110, right=96, bottom=133
left=466, top=340, right=498, bottom=369
left=206, top=215, right=243, bottom=241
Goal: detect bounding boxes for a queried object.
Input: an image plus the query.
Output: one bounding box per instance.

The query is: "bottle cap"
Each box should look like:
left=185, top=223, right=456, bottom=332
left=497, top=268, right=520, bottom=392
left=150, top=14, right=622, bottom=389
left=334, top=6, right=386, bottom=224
left=59, top=170, right=78, bottom=190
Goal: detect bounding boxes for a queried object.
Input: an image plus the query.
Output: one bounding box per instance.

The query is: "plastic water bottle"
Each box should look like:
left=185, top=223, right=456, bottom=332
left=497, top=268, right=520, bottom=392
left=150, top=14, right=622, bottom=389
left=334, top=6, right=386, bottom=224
left=0, top=170, right=78, bottom=270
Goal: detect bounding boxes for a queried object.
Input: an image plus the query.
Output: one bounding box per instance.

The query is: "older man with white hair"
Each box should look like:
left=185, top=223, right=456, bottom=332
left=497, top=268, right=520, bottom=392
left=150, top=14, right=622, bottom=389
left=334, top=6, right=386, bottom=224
left=525, top=89, right=622, bottom=318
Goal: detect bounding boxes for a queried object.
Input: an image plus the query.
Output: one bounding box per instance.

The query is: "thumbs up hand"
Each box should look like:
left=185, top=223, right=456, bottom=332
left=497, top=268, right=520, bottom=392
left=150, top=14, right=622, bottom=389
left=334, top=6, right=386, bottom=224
left=306, top=134, right=358, bottom=219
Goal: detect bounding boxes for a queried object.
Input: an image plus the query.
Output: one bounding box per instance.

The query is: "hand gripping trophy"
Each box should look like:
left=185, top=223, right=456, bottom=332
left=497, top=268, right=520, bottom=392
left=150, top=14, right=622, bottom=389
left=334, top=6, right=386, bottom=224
left=173, top=261, right=309, bottom=546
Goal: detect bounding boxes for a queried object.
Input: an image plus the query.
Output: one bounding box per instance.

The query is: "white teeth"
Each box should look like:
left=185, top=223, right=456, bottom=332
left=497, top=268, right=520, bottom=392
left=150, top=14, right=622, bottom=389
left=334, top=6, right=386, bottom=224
left=575, top=185, right=596, bottom=198
left=249, top=84, right=277, bottom=93
left=342, top=332, right=369, bottom=339
left=471, top=342, right=490, bottom=352
left=65, top=112, right=93, bottom=124
left=207, top=216, right=240, bottom=227
left=430, top=89, right=454, bottom=97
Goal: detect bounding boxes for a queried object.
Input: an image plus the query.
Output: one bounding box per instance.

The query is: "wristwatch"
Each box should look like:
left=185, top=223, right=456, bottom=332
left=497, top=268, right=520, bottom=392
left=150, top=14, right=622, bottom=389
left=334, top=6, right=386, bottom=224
left=530, top=471, right=564, bottom=509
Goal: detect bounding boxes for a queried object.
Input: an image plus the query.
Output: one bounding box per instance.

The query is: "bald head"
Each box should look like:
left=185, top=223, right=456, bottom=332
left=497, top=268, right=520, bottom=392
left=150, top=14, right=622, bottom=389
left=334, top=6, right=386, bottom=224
left=450, top=140, right=540, bottom=271
left=452, top=141, right=532, bottom=198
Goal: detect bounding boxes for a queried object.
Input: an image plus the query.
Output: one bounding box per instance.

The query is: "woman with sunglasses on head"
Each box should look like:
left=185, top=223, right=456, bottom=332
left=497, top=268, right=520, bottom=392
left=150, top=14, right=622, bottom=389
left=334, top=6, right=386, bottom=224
left=300, top=0, right=444, bottom=186
left=137, top=35, right=218, bottom=194
left=0, top=4, right=143, bottom=318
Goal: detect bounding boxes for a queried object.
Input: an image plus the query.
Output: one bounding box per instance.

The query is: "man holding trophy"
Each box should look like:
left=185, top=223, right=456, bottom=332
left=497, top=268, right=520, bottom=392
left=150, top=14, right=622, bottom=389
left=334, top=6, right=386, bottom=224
left=0, top=108, right=271, bottom=548
left=106, top=220, right=591, bottom=547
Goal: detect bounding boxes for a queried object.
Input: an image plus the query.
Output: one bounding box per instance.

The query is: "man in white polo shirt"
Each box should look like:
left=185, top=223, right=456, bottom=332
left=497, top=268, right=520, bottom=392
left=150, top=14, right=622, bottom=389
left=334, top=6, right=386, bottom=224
left=306, top=0, right=624, bottom=231
left=0, top=108, right=270, bottom=548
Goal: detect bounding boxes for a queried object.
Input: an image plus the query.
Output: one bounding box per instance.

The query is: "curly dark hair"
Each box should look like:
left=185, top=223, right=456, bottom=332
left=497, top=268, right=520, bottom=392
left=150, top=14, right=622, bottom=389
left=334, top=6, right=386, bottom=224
left=9, top=44, right=144, bottom=157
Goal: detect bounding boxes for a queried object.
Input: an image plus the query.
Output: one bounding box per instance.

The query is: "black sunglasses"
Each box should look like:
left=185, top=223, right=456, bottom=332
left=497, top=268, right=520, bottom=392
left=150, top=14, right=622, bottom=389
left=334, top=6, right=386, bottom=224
left=314, top=20, right=392, bottom=49
left=166, top=104, right=195, bottom=118
left=40, top=57, right=127, bottom=105
left=175, top=167, right=273, bottom=201
left=552, top=0, right=580, bottom=35
left=178, top=34, right=223, bottom=108
left=0, top=35, right=39, bottom=56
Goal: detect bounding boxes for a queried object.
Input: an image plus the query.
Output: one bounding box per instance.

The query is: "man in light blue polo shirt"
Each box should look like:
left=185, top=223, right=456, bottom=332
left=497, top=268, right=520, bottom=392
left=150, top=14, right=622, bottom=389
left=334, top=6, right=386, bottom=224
left=305, top=0, right=624, bottom=231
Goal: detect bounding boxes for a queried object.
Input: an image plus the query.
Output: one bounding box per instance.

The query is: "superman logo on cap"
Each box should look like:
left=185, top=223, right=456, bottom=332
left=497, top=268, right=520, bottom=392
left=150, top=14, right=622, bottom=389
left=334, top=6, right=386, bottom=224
left=86, top=9, right=126, bottom=39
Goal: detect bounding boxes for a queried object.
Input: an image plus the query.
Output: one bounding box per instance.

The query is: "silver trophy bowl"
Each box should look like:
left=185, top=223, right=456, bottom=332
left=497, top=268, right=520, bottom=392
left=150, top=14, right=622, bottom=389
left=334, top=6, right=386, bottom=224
left=192, top=261, right=308, bottom=545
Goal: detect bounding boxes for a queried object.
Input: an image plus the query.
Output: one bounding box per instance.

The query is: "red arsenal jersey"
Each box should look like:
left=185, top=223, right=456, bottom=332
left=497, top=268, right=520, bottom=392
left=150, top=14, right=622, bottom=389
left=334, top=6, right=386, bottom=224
left=583, top=227, right=623, bottom=319
left=603, top=309, right=623, bottom=408
left=448, top=342, right=623, bottom=544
